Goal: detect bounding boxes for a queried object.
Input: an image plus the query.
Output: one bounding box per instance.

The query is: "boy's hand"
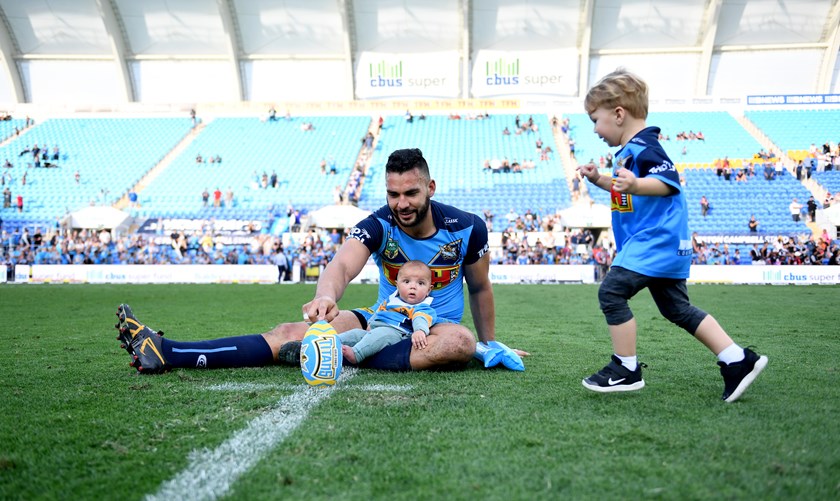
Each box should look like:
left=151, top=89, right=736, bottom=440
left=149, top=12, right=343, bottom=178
left=411, top=330, right=428, bottom=349
left=613, top=168, right=638, bottom=193
left=577, top=162, right=599, bottom=183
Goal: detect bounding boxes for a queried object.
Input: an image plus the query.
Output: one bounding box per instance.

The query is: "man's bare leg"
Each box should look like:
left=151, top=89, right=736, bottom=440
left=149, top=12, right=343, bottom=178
left=408, top=323, right=476, bottom=370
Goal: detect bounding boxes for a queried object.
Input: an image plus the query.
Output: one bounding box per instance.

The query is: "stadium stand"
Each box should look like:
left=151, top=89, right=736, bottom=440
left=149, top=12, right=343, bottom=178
left=362, top=113, right=571, bottom=230
left=0, top=118, right=193, bottom=230
left=135, top=116, right=371, bottom=220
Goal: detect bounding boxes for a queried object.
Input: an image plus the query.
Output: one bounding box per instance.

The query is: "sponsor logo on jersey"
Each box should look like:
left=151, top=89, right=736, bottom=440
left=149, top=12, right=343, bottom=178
left=348, top=226, right=371, bottom=243
left=649, top=161, right=675, bottom=174
left=444, top=217, right=459, bottom=225
left=610, top=187, right=633, bottom=213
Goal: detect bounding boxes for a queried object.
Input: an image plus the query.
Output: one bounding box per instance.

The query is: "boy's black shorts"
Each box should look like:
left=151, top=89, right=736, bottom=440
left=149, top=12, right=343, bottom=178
left=599, top=266, right=707, bottom=334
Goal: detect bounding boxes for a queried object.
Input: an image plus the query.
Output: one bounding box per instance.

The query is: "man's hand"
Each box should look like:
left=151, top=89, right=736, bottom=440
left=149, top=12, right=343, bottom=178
left=302, top=295, right=339, bottom=323
left=511, top=348, right=530, bottom=357
left=411, top=330, right=428, bottom=349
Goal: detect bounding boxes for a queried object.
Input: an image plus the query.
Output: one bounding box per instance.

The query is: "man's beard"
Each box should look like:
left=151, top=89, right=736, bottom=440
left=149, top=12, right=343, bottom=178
left=391, top=196, right=431, bottom=228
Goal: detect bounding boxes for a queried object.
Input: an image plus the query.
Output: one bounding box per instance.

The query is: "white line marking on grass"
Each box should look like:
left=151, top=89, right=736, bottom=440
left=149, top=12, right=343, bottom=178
left=148, top=371, right=414, bottom=501
left=146, top=368, right=358, bottom=501
left=207, top=382, right=413, bottom=393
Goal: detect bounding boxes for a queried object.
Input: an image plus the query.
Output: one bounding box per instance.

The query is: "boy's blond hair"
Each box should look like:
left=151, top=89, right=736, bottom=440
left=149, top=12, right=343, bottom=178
left=584, top=68, right=649, bottom=120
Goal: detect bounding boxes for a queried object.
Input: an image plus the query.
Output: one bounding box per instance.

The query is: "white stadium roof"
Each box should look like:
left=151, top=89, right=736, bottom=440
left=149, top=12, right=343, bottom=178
left=0, top=0, right=837, bottom=105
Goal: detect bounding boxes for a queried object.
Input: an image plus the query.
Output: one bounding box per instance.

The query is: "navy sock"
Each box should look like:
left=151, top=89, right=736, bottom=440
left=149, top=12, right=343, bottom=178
left=161, top=334, right=274, bottom=369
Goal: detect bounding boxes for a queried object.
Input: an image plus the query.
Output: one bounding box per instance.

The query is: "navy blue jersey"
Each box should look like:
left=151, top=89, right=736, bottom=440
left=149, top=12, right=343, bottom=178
left=347, top=200, right=489, bottom=322
left=610, top=126, right=692, bottom=278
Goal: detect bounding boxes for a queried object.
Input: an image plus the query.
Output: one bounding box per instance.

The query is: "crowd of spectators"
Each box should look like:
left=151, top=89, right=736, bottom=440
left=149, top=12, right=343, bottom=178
left=692, top=232, right=840, bottom=266
left=0, top=224, right=346, bottom=275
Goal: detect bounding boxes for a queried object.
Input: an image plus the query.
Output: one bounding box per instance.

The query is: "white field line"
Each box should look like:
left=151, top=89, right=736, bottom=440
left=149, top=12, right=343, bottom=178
left=146, top=369, right=412, bottom=501
left=207, top=382, right=413, bottom=393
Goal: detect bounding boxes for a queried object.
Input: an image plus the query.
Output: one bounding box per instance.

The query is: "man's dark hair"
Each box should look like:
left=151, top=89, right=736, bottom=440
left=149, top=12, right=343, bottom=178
left=385, top=148, right=430, bottom=180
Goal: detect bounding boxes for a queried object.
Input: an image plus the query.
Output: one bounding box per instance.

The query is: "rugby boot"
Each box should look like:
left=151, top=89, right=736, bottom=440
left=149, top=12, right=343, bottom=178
left=115, top=304, right=169, bottom=374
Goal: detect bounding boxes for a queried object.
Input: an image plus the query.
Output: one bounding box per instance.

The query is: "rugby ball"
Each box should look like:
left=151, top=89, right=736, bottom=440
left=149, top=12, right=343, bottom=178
left=300, top=321, right=343, bottom=387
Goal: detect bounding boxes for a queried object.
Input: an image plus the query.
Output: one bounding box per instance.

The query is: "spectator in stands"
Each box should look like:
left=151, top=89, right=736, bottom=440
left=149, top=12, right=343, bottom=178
left=225, top=187, right=234, bottom=207
left=268, top=107, right=277, bottom=121
left=328, top=156, right=337, bottom=175
left=789, top=198, right=803, bottom=222
left=748, top=215, right=759, bottom=233
left=16, top=194, right=22, bottom=213
left=795, top=160, right=803, bottom=180
left=2, top=186, right=10, bottom=208
left=201, top=188, right=209, bottom=207
left=700, top=196, right=710, bottom=218
left=213, top=188, right=222, bottom=208
left=502, top=126, right=511, bottom=136
left=735, top=169, right=747, bottom=183
left=270, top=171, right=278, bottom=188
left=823, top=192, right=833, bottom=208
left=807, top=196, right=818, bottom=222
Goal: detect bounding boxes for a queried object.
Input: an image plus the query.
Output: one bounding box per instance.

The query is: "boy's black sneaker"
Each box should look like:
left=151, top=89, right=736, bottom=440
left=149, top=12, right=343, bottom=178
left=582, top=355, right=645, bottom=392
left=277, top=340, right=302, bottom=366
left=718, top=348, right=767, bottom=403
left=115, top=304, right=169, bottom=374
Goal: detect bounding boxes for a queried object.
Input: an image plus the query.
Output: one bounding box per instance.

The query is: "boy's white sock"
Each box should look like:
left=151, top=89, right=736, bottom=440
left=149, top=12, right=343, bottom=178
left=615, top=354, right=637, bottom=371
left=717, top=343, right=745, bottom=365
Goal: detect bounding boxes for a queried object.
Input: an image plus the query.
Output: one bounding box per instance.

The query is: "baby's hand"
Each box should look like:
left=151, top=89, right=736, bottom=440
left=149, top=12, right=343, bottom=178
left=411, top=330, right=428, bottom=350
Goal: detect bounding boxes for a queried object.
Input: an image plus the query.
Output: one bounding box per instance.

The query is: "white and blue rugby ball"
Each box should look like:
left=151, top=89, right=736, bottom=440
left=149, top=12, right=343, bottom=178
left=300, top=321, right=343, bottom=387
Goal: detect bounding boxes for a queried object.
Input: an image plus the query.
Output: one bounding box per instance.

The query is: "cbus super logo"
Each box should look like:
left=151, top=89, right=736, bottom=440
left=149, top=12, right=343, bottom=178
left=486, top=57, right=520, bottom=86
left=483, top=56, right=564, bottom=88
left=368, top=60, right=448, bottom=89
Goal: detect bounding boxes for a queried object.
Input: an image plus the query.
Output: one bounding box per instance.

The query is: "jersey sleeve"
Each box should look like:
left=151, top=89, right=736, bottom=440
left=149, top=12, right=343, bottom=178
left=346, top=211, right=385, bottom=254
left=464, top=212, right=489, bottom=265
left=410, top=302, right=437, bottom=333
left=636, top=147, right=681, bottom=192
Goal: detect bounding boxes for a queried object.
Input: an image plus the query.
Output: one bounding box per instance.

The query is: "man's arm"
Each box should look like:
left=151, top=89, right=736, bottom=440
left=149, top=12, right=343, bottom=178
left=303, top=238, right=371, bottom=322
left=463, top=253, right=495, bottom=344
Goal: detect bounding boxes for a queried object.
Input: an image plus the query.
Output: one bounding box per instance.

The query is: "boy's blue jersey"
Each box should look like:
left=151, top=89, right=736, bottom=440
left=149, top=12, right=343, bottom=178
left=347, top=200, right=489, bottom=322
left=610, top=126, right=692, bottom=278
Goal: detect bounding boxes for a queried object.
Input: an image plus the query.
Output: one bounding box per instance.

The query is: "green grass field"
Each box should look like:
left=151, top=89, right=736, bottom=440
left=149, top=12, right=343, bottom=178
left=1, top=283, right=838, bottom=500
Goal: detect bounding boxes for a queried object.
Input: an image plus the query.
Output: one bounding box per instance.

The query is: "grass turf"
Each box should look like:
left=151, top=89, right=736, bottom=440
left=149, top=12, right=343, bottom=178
left=0, top=283, right=838, bottom=500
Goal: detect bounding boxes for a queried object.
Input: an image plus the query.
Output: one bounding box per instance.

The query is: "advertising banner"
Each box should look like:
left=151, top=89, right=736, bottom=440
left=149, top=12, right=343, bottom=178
left=471, top=49, right=578, bottom=98
left=355, top=51, right=460, bottom=99
left=9, top=265, right=838, bottom=286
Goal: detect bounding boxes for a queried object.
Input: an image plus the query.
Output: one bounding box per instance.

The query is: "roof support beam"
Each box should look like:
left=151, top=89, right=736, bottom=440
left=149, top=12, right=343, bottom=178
left=0, top=5, right=24, bottom=103
left=695, top=0, right=722, bottom=96
left=338, top=0, right=356, bottom=100
left=461, top=0, right=470, bottom=99
left=217, top=0, right=244, bottom=101
left=817, top=0, right=840, bottom=92
left=96, top=0, right=134, bottom=102
left=578, top=0, right=594, bottom=98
